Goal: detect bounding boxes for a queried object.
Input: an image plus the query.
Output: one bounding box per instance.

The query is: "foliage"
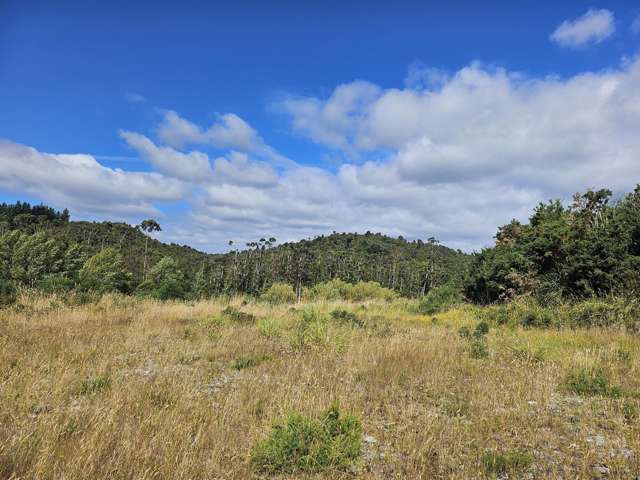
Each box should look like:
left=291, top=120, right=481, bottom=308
left=231, top=355, right=269, bottom=370
left=221, top=306, right=256, bottom=324
left=79, top=248, right=132, bottom=294
left=565, top=367, right=620, bottom=397
left=416, top=283, right=463, bottom=314
left=261, top=282, right=297, bottom=304
left=330, top=309, right=364, bottom=327
left=306, top=279, right=397, bottom=302
left=466, top=185, right=640, bottom=303
left=0, top=278, right=17, bottom=306
left=76, top=374, right=111, bottom=396
left=136, top=257, right=187, bottom=300
left=250, top=402, right=362, bottom=474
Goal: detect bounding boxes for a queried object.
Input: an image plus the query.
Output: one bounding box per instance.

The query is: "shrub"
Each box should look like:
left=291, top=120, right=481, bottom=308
left=0, top=278, right=17, bottom=306
left=473, top=321, right=490, bottom=338
left=305, top=279, right=396, bottom=302
left=457, top=326, right=471, bottom=338
left=261, top=282, right=297, bottom=304
left=330, top=309, right=364, bottom=327
left=250, top=402, right=362, bottom=474
left=39, top=274, right=75, bottom=294
left=470, top=338, right=489, bottom=359
left=565, top=367, right=620, bottom=397
left=481, top=450, right=533, bottom=477
left=221, top=306, right=256, bottom=324
left=416, top=284, right=463, bottom=314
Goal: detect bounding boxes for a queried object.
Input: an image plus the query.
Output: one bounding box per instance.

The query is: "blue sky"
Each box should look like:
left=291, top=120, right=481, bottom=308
left=1, top=1, right=640, bottom=251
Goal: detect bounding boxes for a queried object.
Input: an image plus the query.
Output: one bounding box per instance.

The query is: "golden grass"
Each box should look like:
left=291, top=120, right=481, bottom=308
left=1, top=295, right=639, bottom=479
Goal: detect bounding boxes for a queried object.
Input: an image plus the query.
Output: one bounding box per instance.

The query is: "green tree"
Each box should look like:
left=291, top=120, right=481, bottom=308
left=79, top=247, right=132, bottom=294
left=137, top=256, right=187, bottom=300
left=137, top=219, right=162, bottom=281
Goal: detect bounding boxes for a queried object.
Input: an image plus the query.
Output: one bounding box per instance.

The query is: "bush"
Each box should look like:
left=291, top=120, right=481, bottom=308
left=290, top=308, right=329, bottom=349
left=221, top=306, right=256, bottom=324
left=261, top=282, right=297, bottom=304
left=330, top=309, right=364, bottom=327
left=470, top=338, right=489, bottom=359
left=305, top=279, right=396, bottom=302
left=416, top=284, right=463, bottom=314
left=250, top=402, right=362, bottom=474
left=473, top=321, right=490, bottom=338
left=39, top=274, right=75, bottom=294
left=565, top=367, right=620, bottom=397
left=0, top=279, right=17, bottom=306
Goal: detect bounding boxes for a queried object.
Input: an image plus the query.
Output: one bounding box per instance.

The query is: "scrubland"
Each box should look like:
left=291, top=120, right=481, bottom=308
left=1, top=293, right=639, bottom=479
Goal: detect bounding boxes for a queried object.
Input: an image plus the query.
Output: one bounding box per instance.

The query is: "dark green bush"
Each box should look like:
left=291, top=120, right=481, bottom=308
left=470, top=339, right=489, bottom=359
left=330, top=309, right=364, bottom=327
left=0, top=279, right=17, bottom=306
left=457, top=326, right=471, bottom=338
left=250, top=402, right=362, bottom=474
left=221, top=306, right=256, bottom=324
left=473, top=321, right=490, bottom=338
left=416, top=284, right=463, bottom=315
left=565, top=367, right=620, bottom=397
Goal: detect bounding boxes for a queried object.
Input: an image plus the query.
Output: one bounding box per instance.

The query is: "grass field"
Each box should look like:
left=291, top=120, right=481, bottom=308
left=1, top=295, right=639, bottom=479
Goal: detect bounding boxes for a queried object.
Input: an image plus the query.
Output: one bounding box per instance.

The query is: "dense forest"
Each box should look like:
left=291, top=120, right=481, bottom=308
left=465, top=186, right=640, bottom=303
left=1, top=185, right=638, bottom=304
left=0, top=201, right=468, bottom=300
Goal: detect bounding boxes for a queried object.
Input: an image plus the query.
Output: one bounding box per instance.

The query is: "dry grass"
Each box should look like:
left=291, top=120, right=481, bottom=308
left=1, top=295, right=639, bottom=479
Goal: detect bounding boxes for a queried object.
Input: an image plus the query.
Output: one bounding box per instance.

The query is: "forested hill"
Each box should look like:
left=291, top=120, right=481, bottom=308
left=0, top=201, right=469, bottom=297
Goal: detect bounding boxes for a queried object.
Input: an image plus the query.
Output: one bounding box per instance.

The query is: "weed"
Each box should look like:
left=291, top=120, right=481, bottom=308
left=330, top=309, right=364, bottom=327
left=231, top=354, right=269, bottom=370
left=470, top=338, right=489, bottom=359
left=76, top=374, right=111, bottom=396
left=473, top=321, right=490, bottom=338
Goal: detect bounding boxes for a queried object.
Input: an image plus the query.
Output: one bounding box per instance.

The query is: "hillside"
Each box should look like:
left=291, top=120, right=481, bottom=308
left=0, top=201, right=469, bottom=296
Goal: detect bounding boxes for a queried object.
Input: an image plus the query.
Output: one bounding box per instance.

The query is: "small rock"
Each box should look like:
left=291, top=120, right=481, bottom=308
left=364, top=434, right=377, bottom=444
left=527, top=400, right=537, bottom=406
left=590, top=463, right=610, bottom=478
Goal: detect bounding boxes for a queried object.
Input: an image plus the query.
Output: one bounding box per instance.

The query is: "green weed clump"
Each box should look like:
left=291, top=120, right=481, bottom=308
left=231, top=354, right=269, bottom=370
left=260, top=282, right=297, bottom=304
left=416, top=284, right=463, bottom=314
left=481, top=450, right=533, bottom=477
left=221, top=306, right=256, bottom=324
left=290, top=308, right=329, bottom=349
left=76, top=374, right=111, bottom=396
left=565, top=367, right=620, bottom=397
left=250, top=402, right=362, bottom=474
left=0, top=279, right=17, bottom=306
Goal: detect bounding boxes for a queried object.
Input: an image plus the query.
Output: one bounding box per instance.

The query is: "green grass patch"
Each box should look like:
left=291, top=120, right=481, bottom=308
left=76, top=374, right=111, bottom=396
left=481, top=449, right=533, bottom=477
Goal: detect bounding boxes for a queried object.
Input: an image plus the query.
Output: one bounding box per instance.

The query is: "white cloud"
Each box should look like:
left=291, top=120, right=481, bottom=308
left=4, top=55, right=640, bottom=252
left=0, top=140, right=185, bottom=218
left=120, top=130, right=213, bottom=182
left=156, top=110, right=260, bottom=151
left=124, top=92, right=146, bottom=103
left=550, top=9, right=615, bottom=48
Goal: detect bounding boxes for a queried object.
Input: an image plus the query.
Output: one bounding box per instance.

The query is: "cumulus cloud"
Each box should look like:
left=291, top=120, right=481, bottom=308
left=120, top=130, right=213, bottom=182
left=156, top=110, right=260, bottom=151
left=4, top=55, right=640, bottom=252
left=550, top=9, right=615, bottom=47
left=0, top=140, right=185, bottom=218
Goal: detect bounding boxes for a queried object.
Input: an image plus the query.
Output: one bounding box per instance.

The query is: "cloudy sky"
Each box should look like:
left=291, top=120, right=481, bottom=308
left=1, top=1, right=640, bottom=252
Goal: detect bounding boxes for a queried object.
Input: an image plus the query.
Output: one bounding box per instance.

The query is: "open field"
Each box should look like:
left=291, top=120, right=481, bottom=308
left=1, top=295, right=639, bottom=479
